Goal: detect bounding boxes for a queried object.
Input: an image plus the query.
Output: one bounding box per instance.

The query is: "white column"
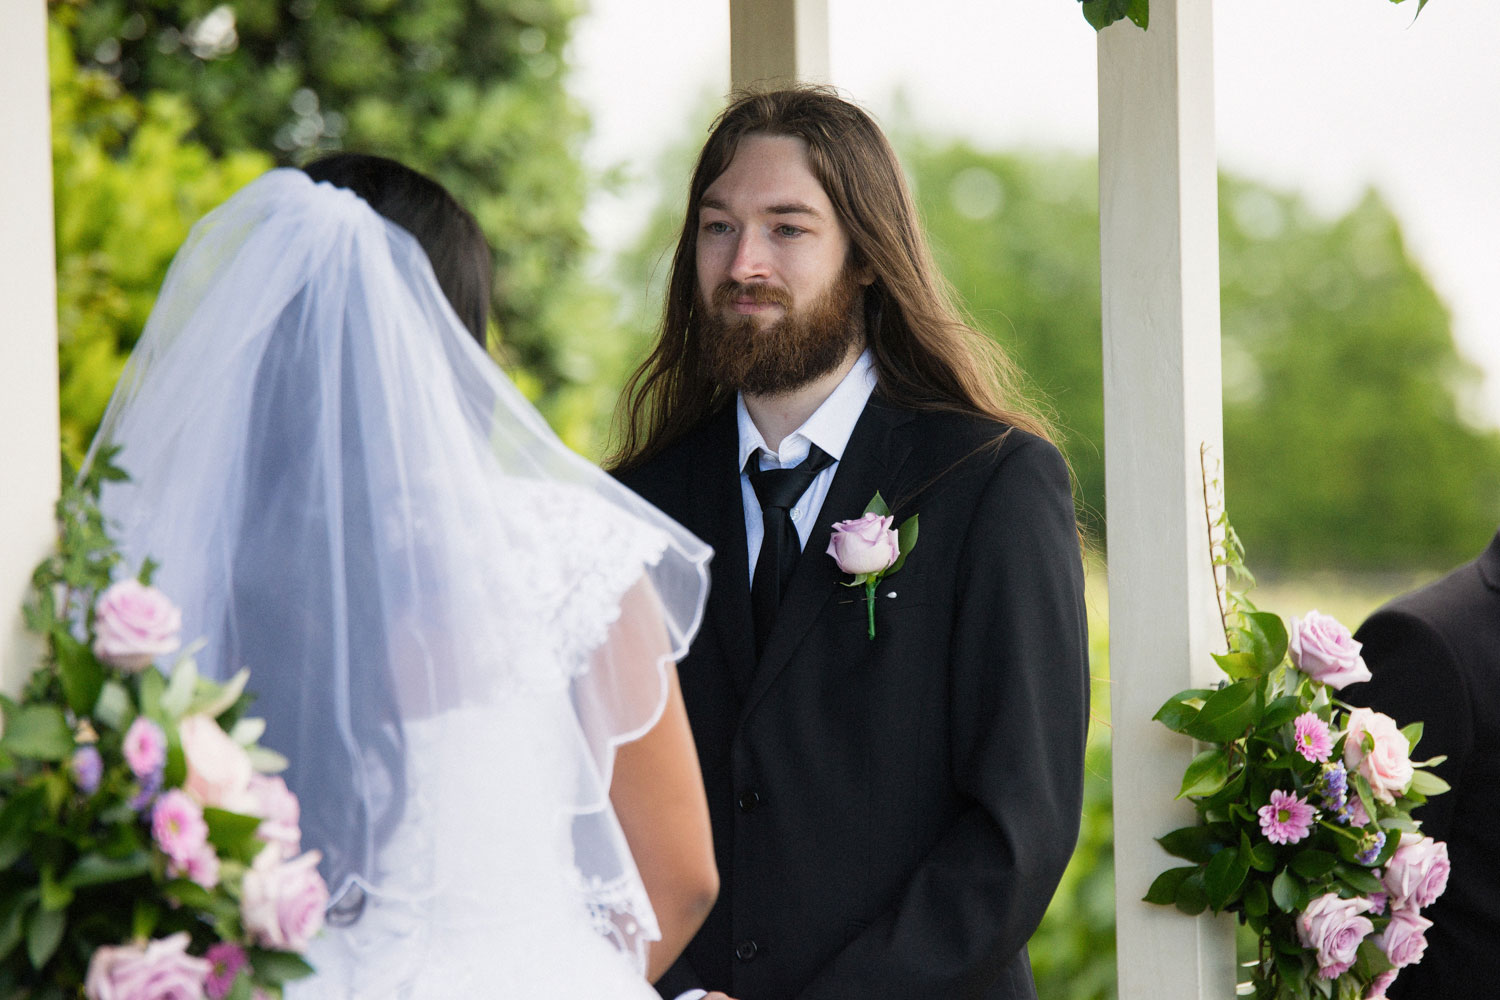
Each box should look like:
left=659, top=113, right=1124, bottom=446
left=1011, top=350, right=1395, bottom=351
left=1099, top=1, right=1235, bottom=997
left=0, top=1, right=61, bottom=694
left=728, top=0, right=829, bottom=90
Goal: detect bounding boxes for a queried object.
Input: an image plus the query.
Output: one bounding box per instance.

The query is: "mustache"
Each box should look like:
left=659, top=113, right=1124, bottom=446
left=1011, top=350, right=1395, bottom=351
left=710, top=281, right=792, bottom=309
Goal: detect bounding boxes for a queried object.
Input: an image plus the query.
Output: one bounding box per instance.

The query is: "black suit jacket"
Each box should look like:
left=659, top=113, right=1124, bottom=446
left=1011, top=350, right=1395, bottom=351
left=621, top=396, right=1090, bottom=1000
left=1341, top=530, right=1500, bottom=1000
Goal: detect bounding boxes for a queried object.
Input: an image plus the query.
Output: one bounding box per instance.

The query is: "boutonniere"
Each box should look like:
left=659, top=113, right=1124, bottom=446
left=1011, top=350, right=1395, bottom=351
left=826, top=492, right=918, bottom=639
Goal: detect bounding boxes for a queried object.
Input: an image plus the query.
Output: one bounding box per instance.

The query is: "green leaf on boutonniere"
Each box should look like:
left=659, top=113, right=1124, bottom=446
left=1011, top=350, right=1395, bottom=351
left=1178, top=748, right=1229, bottom=798
left=889, top=515, right=918, bottom=575
left=863, top=492, right=890, bottom=518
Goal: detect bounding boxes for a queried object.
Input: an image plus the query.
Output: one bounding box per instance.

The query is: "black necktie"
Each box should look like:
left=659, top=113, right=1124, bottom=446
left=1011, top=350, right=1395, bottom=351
left=747, top=444, right=834, bottom=656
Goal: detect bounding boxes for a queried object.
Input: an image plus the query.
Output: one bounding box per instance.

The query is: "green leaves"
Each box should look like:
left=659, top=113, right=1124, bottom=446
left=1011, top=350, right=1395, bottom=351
left=1184, top=679, right=1260, bottom=743
left=0, top=706, right=73, bottom=762
left=1081, top=0, right=1149, bottom=31
left=1178, top=748, right=1230, bottom=798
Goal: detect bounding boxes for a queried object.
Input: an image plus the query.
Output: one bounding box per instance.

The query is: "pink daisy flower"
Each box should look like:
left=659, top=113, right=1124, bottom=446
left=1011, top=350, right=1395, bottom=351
left=123, top=716, right=167, bottom=778
left=1259, top=789, right=1316, bottom=845
left=1293, top=711, right=1333, bottom=762
left=151, top=789, right=208, bottom=864
left=204, top=942, right=248, bottom=1000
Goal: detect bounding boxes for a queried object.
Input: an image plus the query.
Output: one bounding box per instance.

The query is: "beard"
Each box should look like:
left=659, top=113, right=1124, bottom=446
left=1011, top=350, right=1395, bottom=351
left=697, top=266, right=864, bottom=397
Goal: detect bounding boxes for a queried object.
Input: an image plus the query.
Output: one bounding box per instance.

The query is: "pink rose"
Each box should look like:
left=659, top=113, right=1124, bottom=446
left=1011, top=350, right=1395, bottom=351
left=1382, top=834, right=1450, bottom=910
left=92, top=579, right=182, bottom=672
left=1288, top=611, right=1372, bottom=690
left=1367, top=968, right=1398, bottom=998
left=84, top=932, right=211, bottom=1000
left=1344, top=707, right=1414, bottom=804
left=826, top=513, right=899, bottom=577
left=180, top=715, right=254, bottom=811
left=241, top=849, right=329, bottom=952
left=152, top=789, right=209, bottom=865
left=123, top=716, right=167, bottom=779
left=1377, top=906, right=1432, bottom=968
left=247, top=773, right=302, bottom=858
left=1296, top=892, right=1374, bottom=979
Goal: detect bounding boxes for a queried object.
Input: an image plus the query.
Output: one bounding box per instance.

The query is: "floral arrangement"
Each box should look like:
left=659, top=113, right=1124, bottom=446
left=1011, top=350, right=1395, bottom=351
left=1146, top=473, right=1450, bottom=1000
left=0, top=451, right=326, bottom=1000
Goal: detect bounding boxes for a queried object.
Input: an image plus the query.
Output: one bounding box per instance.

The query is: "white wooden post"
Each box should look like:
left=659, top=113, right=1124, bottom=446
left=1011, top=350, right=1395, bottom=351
left=1099, top=0, right=1236, bottom=996
left=0, top=1, right=62, bottom=694
left=728, top=0, right=829, bottom=90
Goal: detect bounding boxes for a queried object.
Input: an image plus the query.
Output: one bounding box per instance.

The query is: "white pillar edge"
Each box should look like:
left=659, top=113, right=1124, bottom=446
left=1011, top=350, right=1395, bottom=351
left=0, top=1, right=62, bottom=696
left=1099, top=0, right=1236, bottom=996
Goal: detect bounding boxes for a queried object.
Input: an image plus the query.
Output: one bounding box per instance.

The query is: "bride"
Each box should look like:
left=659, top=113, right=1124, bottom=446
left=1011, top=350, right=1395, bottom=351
left=85, top=156, right=717, bottom=997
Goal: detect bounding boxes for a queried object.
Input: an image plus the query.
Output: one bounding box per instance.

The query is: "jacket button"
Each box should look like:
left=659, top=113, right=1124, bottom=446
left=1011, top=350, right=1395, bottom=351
left=737, top=789, right=762, bottom=813
left=735, top=939, right=760, bottom=962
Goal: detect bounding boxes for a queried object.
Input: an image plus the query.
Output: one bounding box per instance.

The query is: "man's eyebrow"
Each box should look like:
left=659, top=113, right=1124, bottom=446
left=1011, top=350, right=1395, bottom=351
left=698, top=197, right=826, bottom=219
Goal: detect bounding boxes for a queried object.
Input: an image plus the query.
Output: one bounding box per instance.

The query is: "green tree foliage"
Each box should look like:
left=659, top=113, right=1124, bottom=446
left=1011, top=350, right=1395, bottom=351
left=48, top=19, right=270, bottom=461
left=53, top=0, right=620, bottom=456
left=901, top=139, right=1500, bottom=571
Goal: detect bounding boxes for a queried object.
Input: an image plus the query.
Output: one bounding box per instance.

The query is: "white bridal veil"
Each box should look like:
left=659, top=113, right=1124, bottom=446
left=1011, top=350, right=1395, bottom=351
left=87, top=169, right=710, bottom=991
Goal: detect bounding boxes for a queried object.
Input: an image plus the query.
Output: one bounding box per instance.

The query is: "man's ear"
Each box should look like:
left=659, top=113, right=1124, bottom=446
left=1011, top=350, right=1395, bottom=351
left=851, top=252, right=877, bottom=287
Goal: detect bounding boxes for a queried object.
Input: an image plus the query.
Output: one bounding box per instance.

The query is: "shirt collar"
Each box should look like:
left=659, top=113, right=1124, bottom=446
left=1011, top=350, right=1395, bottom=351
left=737, top=350, right=877, bottom=472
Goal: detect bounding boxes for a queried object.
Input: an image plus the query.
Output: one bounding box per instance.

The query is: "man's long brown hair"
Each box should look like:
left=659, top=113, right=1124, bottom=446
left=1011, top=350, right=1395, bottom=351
left=609, top=85, right=1056, bottom=472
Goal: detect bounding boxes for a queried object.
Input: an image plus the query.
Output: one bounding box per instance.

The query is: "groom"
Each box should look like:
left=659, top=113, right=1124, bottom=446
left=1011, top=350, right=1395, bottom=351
left=614, top=87, right=1090, bottom=1000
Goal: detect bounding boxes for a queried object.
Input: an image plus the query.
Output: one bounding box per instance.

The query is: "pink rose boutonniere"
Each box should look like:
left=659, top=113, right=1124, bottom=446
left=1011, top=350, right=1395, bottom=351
left=826, top=492, right=918, bottom=639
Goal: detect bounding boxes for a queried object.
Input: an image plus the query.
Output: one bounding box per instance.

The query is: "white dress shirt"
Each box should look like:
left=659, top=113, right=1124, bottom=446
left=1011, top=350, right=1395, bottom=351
left=737, top=350, right=877, bottom=585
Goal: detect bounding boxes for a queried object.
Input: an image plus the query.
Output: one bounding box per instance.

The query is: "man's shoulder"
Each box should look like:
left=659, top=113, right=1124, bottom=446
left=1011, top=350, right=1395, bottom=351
left=615, top=409, right=730, bottom=497
left=1356, top=538, right=1500, bottom=673
left=894, top=405, right=1068, bottom=485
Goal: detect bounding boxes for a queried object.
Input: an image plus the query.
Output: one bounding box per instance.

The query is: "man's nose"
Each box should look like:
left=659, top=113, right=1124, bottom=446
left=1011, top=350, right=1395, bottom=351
left=728, top=231, right=771, bottom=283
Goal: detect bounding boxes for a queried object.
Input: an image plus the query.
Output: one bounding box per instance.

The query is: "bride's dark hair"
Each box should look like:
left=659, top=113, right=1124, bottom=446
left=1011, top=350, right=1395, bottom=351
left=302, top=153, right=493, bottom=348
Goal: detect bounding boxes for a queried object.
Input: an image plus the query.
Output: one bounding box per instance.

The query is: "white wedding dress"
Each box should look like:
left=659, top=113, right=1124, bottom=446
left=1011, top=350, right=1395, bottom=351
left=87, top=170, right=711, bottom=998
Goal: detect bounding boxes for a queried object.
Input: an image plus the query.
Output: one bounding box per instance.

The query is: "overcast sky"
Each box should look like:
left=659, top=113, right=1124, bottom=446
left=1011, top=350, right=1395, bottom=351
left=568, top=0, right=1500, bottom=426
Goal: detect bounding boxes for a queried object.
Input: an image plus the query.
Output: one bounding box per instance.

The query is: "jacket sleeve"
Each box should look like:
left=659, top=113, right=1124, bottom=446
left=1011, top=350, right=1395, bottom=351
left=795, top=436, right=1091, bottom=999
left=653, top=955, right=705, bottom=999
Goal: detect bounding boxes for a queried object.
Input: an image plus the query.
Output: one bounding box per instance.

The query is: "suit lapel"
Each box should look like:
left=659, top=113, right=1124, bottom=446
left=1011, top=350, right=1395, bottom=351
left=741, top=395, right=915, bottom=722
left=692, top=406, right=758, bottom=700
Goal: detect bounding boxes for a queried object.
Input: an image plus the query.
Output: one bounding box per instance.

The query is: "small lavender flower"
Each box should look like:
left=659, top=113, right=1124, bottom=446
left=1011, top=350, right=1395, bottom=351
left=1316, top=761, right=1349, bottom=816
left=129, top=769, right=163, bottom=813
left=70, top=745, right=103, bottom=795
left=1356, top=831, right=1388, bottom=867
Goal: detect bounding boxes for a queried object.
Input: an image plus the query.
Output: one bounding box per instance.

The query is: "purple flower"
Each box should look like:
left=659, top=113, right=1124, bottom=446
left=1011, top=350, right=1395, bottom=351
left=123, top=717, right=167, bottom=779
left=1258, top=789, right=1316, bottom=845
left=129, top=769, right=163, bottom=813
left=1367, top=968, right=1398, bottom=998
left=1293, top=712, right=1333, bottom=763
left=152, top=790, right=209, bottom=865
left=1296, top=893, right=1374, bottom=980
left=826, top=513, right=900, bottom=577
left=203, top=942, right=247, bottom=1000
left=71, top=745, right=104, bottom=795
left=1377, top=906, right=1432, bottom=968
left=1356, top=831, right=1387, bottom=866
